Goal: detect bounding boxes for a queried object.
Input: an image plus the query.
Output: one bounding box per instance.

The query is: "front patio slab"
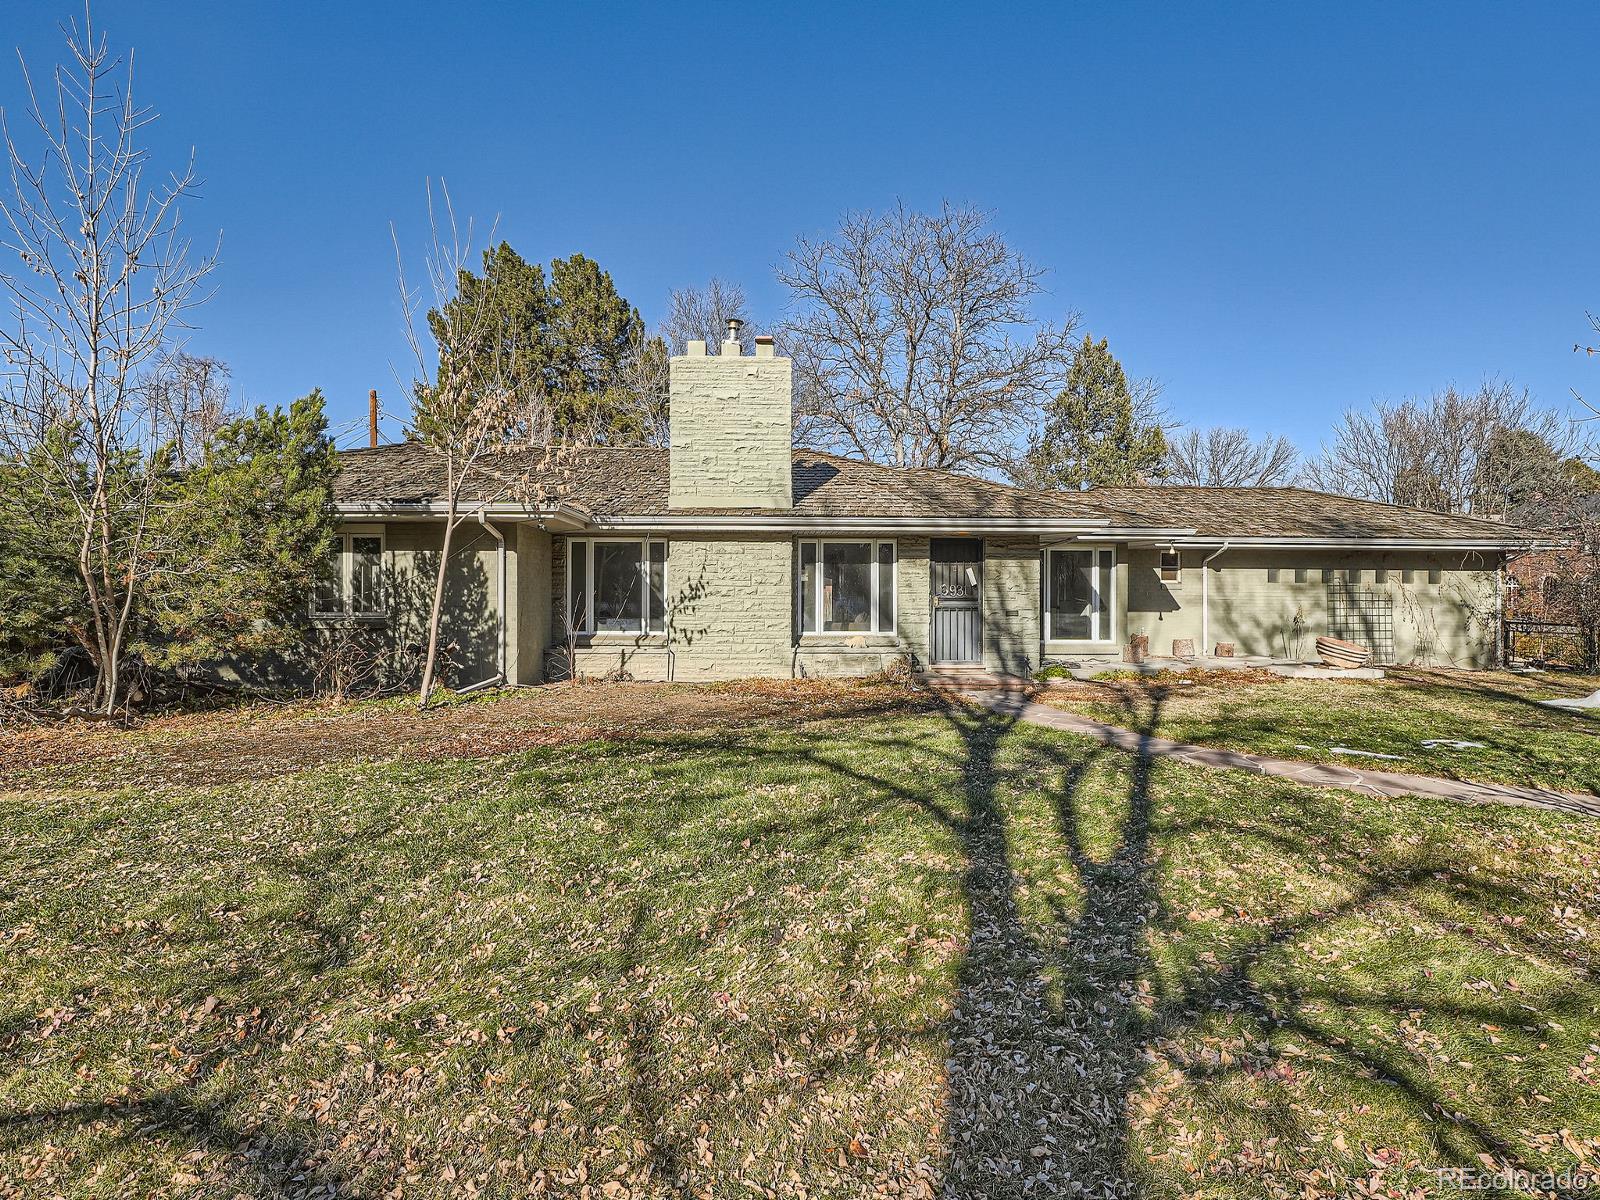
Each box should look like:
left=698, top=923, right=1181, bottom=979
left=1055, top=654, right=1385, bottom=680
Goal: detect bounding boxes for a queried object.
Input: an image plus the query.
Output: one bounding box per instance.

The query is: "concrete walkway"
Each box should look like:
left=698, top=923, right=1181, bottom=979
left=965, top=689, right=1600, bottom=821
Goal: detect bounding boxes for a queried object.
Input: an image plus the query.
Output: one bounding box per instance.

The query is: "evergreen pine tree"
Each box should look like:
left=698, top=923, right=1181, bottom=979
left=0, top=430, right=93, bottom=681
left=1, top=391, right=338, bottom=687
left=429, top=242, right=552, bottom=431
left=1018, top=334, right=1167, bottom=489
left=151, top=390, right=340, bottom=666
left=426, top=245, right=647, bottom=444
left=546, top=253, right=646, bottom=441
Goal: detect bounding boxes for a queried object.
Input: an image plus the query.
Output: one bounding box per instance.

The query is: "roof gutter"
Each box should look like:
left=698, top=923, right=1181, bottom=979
left=332, top=504, right=1543, bottom=550
left=335, top=501, right=591, bottom=527
left=1166, top=536, right=1539, bottom=551
left=583, top=515, right=1120, bottom=533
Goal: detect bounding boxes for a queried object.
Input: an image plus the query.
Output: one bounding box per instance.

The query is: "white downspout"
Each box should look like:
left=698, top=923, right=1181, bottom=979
left=1495, top=554, right=1507, bottom=668
left=455, top=508, right=507, bottom=693
left=1201, top=541, right=1231, bottom=657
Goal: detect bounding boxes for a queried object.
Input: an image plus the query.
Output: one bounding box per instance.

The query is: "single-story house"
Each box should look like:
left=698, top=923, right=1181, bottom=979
left=317, top=334, right=1532, bottom=686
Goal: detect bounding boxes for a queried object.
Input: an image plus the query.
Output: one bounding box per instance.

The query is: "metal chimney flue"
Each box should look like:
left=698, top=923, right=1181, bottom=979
left=726, top=317, right=743, bottom=348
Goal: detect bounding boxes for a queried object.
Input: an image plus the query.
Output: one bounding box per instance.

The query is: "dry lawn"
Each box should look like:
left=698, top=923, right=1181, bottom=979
left=2, top=682, right=1597, bottom=1198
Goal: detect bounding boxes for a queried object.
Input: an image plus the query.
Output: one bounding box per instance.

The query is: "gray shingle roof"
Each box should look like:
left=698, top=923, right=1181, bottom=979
left=332, top=443, right=1147, bottom=523
left=332, top=443, right=1532, bottom=542
left=1086, top=485, right=1525, bottom=541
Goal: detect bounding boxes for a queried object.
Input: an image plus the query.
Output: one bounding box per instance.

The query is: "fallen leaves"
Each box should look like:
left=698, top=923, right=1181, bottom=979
left=3, top=692, right=1597, bottom=1198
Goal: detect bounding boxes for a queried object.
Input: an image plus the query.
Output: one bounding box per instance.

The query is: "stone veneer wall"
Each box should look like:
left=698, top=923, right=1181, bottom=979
left=667, top=348, right=792, bottom=510
left=550, top=533, right=794, bottom=681
left=982, top=537, right=1043, bottom=676
left=1119, top=548, right=1500, bottom=667
left=895, top=537, right=932, bottom=668
left=539, top=536, right=1501, bottom=681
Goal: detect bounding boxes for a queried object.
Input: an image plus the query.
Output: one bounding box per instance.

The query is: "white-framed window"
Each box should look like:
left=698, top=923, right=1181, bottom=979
left=1159, top=549, right=1182, bottom=583
left=312, top=526, right=386, bottom=618
left=565, top=538, right=667, bottom=634
left=1044, top=546, right=1116, bottom=643
left=797, top=540, right=896, bottom=635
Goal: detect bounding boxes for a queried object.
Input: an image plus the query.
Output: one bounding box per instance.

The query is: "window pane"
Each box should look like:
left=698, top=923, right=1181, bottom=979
left=314, top=542, right=345, bottom=613
left=594, top=542, right=643, bottom=631
left=648, top=542, right=667, bottom=633
left=1096, top=550, right=1112, bottom=634
left=877, top=543, right=896, bottom=633
left=350, top=536, right=383, bottom=614
left=567, top=540, right=590, bottom=631
left=822, top=542, right=872, bottom=632
left=799, top=542, right=817, bottom=633
left=1049, top=550, right=1093, bottom=640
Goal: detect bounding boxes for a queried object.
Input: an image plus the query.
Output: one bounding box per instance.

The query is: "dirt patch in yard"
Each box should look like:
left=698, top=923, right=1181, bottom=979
left=1041, top=666, right=1291, bottom=704
left=0, top=678, right=939, bottom=786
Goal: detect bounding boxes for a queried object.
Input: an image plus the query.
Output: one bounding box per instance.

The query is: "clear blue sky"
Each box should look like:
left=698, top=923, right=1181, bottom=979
left=5, top=1, right=1597, bottom=452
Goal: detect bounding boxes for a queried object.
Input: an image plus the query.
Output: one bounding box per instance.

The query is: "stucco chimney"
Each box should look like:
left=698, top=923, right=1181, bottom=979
left=669, top=332, right=792, bottom=510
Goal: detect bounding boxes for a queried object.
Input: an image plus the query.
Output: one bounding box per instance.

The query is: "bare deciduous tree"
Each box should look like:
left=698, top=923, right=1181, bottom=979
left=147, top=352, right=231, bottom=469
left=1163, top=426, right=1299, bottom=487
left=0, top=9, right=217, bottom=712
left=613, top=326, right=670, bottom=447
left=779, top=201, right=1079, bottom=474
left=663, top=277, right=753, bottom=355
left=1303, top=381, right=1578, bottom=517
left=1576, top=311, right=1600, bottom=423
left=394, top=181, right=541, bottom=708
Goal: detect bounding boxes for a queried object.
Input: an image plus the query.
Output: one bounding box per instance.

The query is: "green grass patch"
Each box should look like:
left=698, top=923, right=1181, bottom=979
left=2, top=701, right=1596, bottom=1197
left=1047, top=668, right=1600, bottom=794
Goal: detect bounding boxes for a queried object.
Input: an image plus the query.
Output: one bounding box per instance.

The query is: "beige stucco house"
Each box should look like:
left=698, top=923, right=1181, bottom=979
left=318, top=335, right=1530, bottom=686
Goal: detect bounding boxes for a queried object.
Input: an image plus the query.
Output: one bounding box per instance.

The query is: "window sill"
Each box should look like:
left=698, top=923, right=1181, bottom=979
left=798, top=632, right=899, bottom=642
left=572, top=631, right=669, bottom=646
left=311, top=612, right=390, bottom=624
left=1044, top=638, right=1118, bottom=650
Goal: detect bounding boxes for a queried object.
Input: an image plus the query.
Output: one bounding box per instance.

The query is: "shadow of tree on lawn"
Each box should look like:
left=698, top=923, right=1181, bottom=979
left=936, top=690, right=1156, bottom=1194
left=4, top=686, right=1591, bottom=1197
left=916, top=685, right=1590, bottom=1197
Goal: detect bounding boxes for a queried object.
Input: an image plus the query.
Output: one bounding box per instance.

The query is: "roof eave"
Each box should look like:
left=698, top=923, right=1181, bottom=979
left=1168, top=535, right=1537, bottom=551
left=334, top=503, right=1542, bottom=549
left=334, top=500, right=590, bottom=530
left=584, top=514, right=1118, bottom=533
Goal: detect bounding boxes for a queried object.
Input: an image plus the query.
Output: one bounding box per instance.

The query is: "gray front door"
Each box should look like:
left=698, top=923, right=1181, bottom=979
left=930, top=538, right=983, bottom=664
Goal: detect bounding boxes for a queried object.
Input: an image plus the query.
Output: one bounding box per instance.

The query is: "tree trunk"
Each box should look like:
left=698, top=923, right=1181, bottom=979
left=417, top=513, right=457, bottom=708
left=77, top=545, right=114, bottom=712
